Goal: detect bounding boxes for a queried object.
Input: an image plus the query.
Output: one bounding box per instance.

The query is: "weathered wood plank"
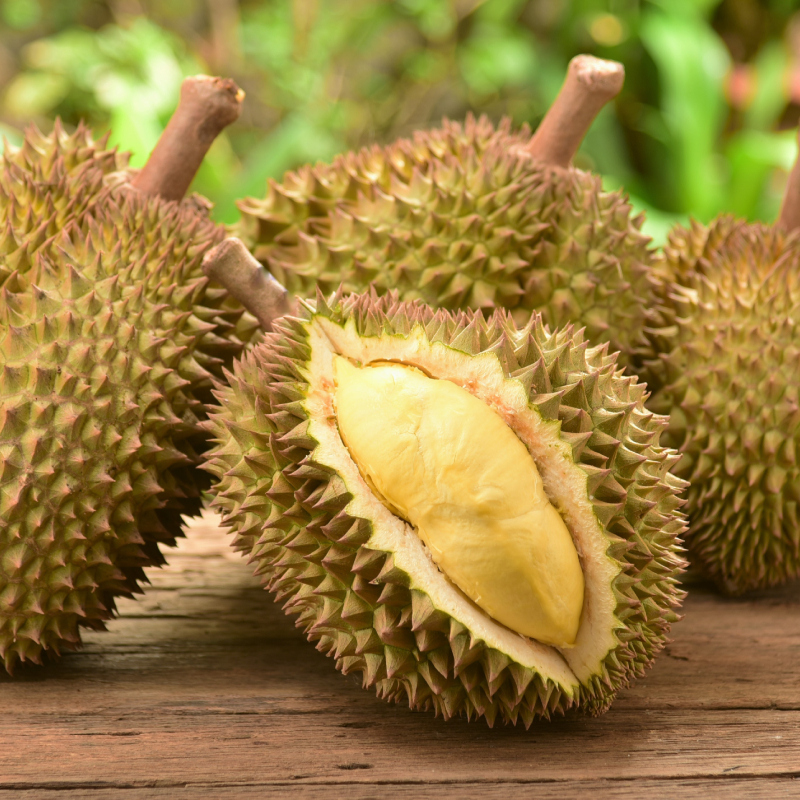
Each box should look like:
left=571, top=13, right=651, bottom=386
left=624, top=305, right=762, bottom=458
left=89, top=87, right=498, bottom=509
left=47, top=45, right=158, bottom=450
left=1, top=513, right=799, bottom=796
left=3, top=707, right=800, bottom=784
left=1, top=779, right=800, bottom=800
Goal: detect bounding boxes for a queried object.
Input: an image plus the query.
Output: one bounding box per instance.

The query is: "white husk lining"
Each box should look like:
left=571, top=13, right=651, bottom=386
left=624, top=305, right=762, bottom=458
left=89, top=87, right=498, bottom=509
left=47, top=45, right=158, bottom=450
left=302, top=316, right=621, bottom=690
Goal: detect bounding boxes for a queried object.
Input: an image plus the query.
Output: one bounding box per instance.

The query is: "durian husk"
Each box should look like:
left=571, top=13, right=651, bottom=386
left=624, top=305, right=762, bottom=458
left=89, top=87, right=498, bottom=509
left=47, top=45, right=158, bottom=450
left=235, top=115, right=655, bottom=367
left=638, top=215, right=800, bottom=594
left=203, top=289, right=687, bottom=725
left=0, top=124, right=258, bottom=671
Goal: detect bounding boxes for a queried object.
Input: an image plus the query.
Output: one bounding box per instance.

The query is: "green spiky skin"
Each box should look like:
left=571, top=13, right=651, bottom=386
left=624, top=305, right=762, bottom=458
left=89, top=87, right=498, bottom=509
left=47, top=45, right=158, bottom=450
left=235, top=115, right=655, bottom=367
left=204, top=289, right=686, bottom=726
left=0, top=124, right=258, bottom=672
left=638, top=216, right=800, bottom=594
left=0, top=123, right=123, bottom=276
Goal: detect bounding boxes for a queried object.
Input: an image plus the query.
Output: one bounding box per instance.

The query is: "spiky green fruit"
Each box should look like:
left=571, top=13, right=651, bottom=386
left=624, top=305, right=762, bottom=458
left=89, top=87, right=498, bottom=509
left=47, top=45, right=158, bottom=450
left=0, top=124, right=256, bottom=672
left=204, top=289, right=686, bottom=726
left=0, top=122, right=121, bottom=272
left=638, top=216, right=800, bottom=594
left=235, top=115, right=654, bottom=366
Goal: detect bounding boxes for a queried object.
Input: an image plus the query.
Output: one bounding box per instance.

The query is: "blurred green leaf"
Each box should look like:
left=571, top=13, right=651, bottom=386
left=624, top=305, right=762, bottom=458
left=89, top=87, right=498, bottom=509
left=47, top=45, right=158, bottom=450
left=581, top=105, right=638, bottom=190
left=2, top=0, right=42, bottom=30
left=745, top=42, right=789, bottom=131
left=458, top=26, right=538, bottom=96
left=646, top=0, right=721, bottom=19
left=191, top=132, right=241, bottom=224
left=471, top=0, right=529, bottom=24
left=4, top=72, right=69, bottom=117
left=405, top=49, right=450, bottom=83
left=398, top=0, right=456, bottom=41
left=640, top=9, right=730, bottom=219
left=725, top=128, right=796, bottom=220
left=3, top=0, right=798, bottom=235
left=3, top=18, right=201, bottom=165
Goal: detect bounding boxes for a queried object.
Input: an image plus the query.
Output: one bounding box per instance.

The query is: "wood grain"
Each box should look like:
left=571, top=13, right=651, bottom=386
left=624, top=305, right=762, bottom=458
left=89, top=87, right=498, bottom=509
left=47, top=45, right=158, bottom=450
left=2, top=512, right=799, bottom=798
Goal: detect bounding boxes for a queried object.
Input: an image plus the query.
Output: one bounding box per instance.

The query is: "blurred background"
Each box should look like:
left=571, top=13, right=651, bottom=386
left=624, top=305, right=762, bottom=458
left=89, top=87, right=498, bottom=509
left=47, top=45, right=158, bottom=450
left=1, top=0, right=799, bottom=243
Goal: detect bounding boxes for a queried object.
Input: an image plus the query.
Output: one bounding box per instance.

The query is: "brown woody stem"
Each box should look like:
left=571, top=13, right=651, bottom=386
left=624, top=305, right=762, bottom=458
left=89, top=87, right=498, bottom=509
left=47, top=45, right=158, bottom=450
left=132, top=75, right=244, bottom=201
left=778, top=129, right=800, bottom=232
left=527, top=55, right=624, bottom=168
left=202, top=238, right=293, bottom=331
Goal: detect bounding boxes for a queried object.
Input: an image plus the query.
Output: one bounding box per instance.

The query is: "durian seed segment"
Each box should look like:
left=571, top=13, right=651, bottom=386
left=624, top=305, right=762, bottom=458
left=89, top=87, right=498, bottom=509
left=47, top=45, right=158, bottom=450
left=333, top=356, right=585, bottom=648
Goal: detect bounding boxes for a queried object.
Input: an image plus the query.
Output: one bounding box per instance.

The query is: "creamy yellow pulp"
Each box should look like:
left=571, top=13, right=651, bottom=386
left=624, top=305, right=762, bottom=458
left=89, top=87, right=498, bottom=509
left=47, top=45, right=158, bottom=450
left=333, top=357, right=584, bottom=648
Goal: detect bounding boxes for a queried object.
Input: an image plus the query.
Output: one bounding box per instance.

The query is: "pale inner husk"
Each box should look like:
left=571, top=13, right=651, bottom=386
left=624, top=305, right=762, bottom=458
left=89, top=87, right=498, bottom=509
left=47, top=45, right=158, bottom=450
left=302, top=316, right=621, bottom=691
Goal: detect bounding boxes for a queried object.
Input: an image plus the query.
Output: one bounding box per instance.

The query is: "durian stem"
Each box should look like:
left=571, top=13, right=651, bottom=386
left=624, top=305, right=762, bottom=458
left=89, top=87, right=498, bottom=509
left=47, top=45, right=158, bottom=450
left=526, top=55, right=624, bottom=168
left=778, top=129, right=800, bottom=232
left=132, top=76, right=244, bottom=201
left=202, top=238, right=293, bottom=331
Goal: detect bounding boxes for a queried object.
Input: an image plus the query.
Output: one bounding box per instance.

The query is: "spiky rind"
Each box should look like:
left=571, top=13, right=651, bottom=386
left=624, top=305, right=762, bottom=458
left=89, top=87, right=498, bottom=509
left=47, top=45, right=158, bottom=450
left=639, top=216, right=800, bottom=594
left=235, top=115, right=654, bottom=365
left=0, top=126, right=257, bottom=672
left=0, top=122, right=126, bottom=286
left=204, top=289, right=686, bottom=726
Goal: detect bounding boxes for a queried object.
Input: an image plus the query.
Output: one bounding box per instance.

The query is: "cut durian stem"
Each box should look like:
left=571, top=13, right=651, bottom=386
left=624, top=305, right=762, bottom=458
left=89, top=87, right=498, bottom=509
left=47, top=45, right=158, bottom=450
left=527, top=55, right=624, bottom=169
left=132, top=75, right=244, bottom=201
left=778, top=129, right=800, bottom=232
left=202, top=237, right=294, bottom=330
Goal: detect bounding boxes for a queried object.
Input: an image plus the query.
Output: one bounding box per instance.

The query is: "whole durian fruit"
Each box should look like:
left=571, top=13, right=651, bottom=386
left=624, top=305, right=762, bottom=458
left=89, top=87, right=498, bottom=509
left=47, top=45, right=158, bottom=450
left=0, top=77, right=272, bottom=672
left=235, top=55, right=654, bottom=366
left=201, top=240, right=687, bottom=725
left=638, top=196, right=800, bottom=594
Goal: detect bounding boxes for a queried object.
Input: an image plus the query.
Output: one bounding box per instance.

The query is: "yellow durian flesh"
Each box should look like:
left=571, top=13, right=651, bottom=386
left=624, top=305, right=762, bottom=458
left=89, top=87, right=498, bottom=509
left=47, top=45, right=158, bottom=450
left=333, top=356, right=585, bottom=648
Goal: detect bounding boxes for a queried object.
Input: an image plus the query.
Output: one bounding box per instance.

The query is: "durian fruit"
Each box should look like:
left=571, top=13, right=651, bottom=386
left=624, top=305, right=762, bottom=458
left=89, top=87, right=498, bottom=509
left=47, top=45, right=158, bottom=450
left=638, top=204, right=800, bottom=594
left=235, top=55, right=654, bottom=366
left=0, top=77, right=274, bottom=672
left=202, top=240, right=687, bottom=725
left=0, top=122, right=122, bottom=265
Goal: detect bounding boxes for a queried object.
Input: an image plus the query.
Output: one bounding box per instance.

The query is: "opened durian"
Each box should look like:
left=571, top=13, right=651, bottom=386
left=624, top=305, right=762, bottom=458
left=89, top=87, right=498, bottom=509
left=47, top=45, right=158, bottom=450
left=0, top=77, right=271, bottom=672
left=203, top=242, right=687, bottom=724
left=235, top=55, right=654, bottom=366
left=639, top=207, right=800, bottom=594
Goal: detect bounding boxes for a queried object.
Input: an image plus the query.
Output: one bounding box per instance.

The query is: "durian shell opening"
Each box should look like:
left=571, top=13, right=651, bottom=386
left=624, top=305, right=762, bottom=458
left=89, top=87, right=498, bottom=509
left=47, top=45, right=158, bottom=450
left=305, top=315, right=627, bottom=689
left=203, top=290, right=687, bottom=724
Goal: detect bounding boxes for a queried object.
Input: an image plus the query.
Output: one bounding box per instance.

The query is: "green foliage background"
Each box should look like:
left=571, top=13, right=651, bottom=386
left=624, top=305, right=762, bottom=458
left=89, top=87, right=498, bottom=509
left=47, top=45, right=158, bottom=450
left=1, top=0, right=799, bottom=243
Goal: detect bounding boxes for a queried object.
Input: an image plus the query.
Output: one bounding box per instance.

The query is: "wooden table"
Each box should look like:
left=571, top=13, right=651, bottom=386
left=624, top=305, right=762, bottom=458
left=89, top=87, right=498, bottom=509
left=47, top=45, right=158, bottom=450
left=2, top=512, right=799, bottom=799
